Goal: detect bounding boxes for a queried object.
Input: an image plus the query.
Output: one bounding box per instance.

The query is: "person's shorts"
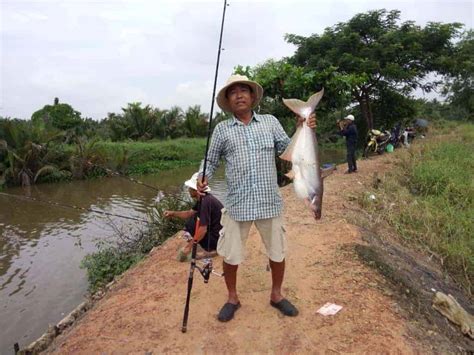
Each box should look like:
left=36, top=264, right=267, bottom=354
left=216, top=208, right=287, bottom=265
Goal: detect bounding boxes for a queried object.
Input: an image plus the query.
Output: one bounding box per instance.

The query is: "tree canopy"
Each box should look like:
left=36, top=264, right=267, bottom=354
left=238, top=9, right=465, bottom=130
left=31, top=98, right=83, bottom=131
left=441, top=30, right=474, bottom=120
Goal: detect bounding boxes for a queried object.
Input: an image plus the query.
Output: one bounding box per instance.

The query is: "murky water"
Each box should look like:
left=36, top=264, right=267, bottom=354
left=0, top=148, right=344, bottom=352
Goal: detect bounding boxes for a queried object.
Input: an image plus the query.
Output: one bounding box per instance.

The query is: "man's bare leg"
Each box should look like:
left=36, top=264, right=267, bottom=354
left=269, top=258, right=298, bottom=316
left=223, top=261, right=239, bottom=304
left=218, top=261, right=241, bottom=322
left=269, top=259, right=285, bottom=303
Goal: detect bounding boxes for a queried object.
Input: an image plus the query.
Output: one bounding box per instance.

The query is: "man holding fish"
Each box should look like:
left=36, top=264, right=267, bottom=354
left=197, top=74, right=320, bottom=322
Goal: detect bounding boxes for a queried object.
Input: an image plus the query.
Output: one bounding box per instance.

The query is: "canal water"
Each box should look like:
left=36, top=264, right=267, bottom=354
left=0, top=148, right=344, bottom=352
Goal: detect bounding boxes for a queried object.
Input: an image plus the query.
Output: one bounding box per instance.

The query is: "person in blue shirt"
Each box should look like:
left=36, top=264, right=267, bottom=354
left=338, top=114, right=358, bottom=173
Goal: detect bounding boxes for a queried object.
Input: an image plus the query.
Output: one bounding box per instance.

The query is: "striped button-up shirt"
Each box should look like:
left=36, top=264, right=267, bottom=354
left=200, top=113, right=290, bottom=222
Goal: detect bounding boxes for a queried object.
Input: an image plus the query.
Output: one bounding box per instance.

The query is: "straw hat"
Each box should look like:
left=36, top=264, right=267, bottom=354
left=344, top=114, right=355, bottom=121
left=216, top=74, right=263, bottom=113
left=184, top=172, right=211, bottom=192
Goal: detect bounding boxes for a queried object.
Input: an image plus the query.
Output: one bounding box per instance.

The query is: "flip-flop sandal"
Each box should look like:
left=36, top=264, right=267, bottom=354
left=217, top=302, right=241, bottom=322
left=270, top=299, right=299, bottom=317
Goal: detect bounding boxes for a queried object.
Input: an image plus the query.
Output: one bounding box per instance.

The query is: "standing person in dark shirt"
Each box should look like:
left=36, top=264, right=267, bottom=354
left=338, top=114, right=358, bottom=173
left=164, top=172, right=224, bottom=261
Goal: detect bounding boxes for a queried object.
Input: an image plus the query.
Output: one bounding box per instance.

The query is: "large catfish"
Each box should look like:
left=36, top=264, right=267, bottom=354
left=280, top=89, right=327, bottom=219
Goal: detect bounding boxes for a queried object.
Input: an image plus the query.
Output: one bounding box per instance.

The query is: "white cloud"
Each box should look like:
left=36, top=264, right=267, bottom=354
left=1, top=0, right=472, bottom=119
left=163, top=80, right=216, bottom=113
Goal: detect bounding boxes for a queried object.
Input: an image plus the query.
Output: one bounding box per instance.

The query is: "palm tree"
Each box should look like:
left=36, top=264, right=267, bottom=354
left=183, top=105, right=208, bottom=137
left=160, top=106, right=184, bottom=139
left=121, top=102, right=156, bottom=140
left=69, top=136, right=106, bottom=179
left=0, top=118, right=65, bottom=186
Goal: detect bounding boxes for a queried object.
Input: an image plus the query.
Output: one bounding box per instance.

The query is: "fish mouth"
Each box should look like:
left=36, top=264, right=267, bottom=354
left=310, top=196, right=322, bottom=220
left=311, top=205, right=322, bottom=220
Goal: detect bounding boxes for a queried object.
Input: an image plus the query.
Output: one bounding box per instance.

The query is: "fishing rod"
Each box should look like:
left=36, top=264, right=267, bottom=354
left=0, top=191, right=150, bottom=223
left=89, top=162, right=190, bottom=204
left=181, top=0, right=228, bottom=333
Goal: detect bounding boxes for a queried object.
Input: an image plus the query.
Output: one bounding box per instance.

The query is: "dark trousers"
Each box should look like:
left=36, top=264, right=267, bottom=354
left=184, top=217, right=217, bottom=252
left=346, top=144, right=357, bottom=172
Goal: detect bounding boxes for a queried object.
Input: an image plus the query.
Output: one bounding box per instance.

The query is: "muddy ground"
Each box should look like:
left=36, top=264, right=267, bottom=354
left=43, top=152, right=473, bottom=354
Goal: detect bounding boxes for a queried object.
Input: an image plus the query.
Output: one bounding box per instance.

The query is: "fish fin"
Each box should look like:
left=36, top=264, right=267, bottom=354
left=307, top=89, right=324, bottom=112
left=282, top=98, right=308, bottom=117
left=283, top=89, right=324, bottom=118
left=279, top=126, right=302, bottom=161
left=285, top=170, right=295, bottom=180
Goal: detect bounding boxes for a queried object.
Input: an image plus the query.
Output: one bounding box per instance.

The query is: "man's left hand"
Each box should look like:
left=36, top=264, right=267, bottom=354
left=296, top=113, right=317, bottom=129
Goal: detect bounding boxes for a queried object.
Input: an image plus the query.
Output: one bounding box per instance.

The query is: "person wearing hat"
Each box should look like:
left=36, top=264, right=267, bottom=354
left=196, top=74, right=317, bottom=322
left=338, top=114, right=358, bottom=173
left=164, top=172, right=223, bottom=261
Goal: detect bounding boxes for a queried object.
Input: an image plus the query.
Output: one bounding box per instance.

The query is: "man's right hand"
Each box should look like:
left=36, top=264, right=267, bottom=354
left=164, top=210, right=174, bottom=218
left=337, top=120, right=346, bottom=130
left=197, top=175, right=209, bottom=196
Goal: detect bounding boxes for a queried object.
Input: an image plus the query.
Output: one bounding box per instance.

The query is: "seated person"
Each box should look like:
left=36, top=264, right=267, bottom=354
left=164, top=172, right=223, bottom=261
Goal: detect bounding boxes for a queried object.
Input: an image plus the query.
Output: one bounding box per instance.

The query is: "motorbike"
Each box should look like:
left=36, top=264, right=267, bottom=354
left=363, top=129, right=391, bottom=157
left=390, top=123, right=403, bottom=148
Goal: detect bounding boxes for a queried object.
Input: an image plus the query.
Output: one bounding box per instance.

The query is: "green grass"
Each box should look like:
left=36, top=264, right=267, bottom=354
left=96, top=138, right=207, bottom=174
left=358, top=123, right=474, bottom=295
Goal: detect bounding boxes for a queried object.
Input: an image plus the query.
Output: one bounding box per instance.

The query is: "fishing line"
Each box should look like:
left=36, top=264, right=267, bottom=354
left=89, top=163, right=190, bottom=204
left=181, top=0, right=229, bottom=333
left=0, top=191, right=150, bottom=224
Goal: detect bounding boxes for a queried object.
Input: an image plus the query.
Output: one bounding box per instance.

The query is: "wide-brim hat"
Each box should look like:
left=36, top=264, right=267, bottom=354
left=216, top=74, right=264, bottom=113
left=184, top=172, right=211, bottom=192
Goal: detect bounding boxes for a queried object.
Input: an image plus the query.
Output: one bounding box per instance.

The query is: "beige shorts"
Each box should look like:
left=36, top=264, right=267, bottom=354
left=217, top=208, right=287, bottom=265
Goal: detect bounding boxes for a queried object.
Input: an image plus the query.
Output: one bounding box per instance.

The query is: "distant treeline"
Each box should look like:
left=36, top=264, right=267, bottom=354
left=1, top=9, right=472, bottom=187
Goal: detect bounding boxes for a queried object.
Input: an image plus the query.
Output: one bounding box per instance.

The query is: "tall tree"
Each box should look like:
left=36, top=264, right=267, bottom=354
left=285, top=9, right=462, bottom=128
left=32, top=98, right=83, bottom=131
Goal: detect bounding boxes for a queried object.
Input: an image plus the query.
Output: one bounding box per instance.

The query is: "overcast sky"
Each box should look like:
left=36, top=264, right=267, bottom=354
left=1, top=0, right=472, bottom=120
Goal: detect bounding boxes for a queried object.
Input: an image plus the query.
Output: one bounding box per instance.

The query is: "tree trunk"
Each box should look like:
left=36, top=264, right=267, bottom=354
left=365, top=91, right=374, bottom=130
left=357, top=89, right=374, bottom=130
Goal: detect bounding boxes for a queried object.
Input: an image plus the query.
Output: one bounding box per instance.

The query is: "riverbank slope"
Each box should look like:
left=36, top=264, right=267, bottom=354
left=44, top=152, right=466, bottom=353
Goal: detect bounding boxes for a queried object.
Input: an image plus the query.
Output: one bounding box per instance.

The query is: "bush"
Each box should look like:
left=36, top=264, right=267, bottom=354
left=81, top=195, right=192, bottom=292
left=81, top=249, right=143, bottom=292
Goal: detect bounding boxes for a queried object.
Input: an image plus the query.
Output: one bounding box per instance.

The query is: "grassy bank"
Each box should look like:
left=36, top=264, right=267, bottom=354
left=357, top=122, right=473, bottom=295
left=96, top=138, right=207, bottom=175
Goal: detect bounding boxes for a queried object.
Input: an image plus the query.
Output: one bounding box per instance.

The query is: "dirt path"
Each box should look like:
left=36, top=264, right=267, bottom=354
left=46, top=154, right=431, bottom=354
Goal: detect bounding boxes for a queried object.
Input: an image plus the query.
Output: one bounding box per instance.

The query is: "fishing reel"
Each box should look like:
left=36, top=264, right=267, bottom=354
left=196, top=258, right=224, bottom=283
left=196, top=258, right=213, bottom=283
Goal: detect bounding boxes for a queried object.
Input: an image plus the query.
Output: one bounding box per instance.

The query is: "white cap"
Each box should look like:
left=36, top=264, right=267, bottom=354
left=184, top=172, right=210, bottom=192
left=344, top=114, right=355, bottom=121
